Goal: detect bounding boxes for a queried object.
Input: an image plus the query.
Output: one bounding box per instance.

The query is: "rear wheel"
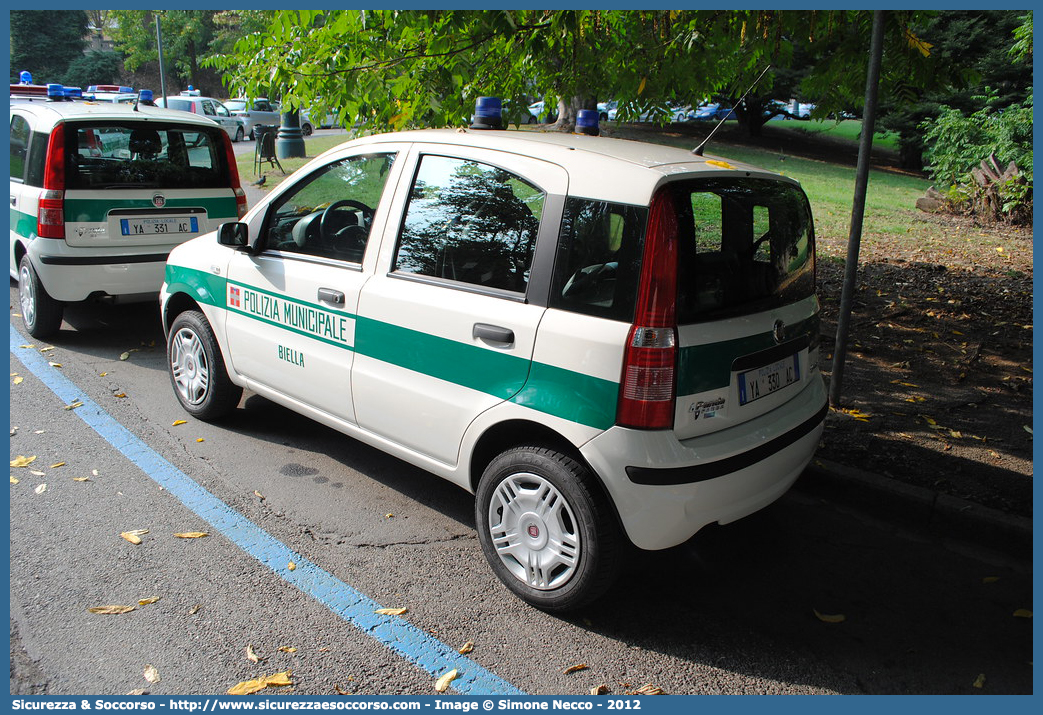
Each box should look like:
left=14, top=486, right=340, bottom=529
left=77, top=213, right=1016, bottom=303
left=234, top=126, right=244, bottom=143
left=167, top=310, right=242, bottom=420
left=475, top=446, right=623, bottom=611
left=301, top=122, right=313, bottom=136
left=18, top=255, right=63, bottom=339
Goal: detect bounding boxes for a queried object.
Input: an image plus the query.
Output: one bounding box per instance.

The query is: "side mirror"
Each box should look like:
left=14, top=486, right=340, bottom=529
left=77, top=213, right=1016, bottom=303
left=217, top=222, right=249, bottom=248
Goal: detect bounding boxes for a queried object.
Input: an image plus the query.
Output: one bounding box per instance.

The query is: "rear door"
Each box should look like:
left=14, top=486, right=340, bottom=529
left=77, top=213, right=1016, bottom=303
left=353, top=146, right=568, bottom=466
left=670, top=177, right=820, bottom=439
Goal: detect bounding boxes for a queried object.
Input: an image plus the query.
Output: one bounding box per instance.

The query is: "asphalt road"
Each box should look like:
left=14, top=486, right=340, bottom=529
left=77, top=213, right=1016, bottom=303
left=8, top=278, right=1032, bottom=696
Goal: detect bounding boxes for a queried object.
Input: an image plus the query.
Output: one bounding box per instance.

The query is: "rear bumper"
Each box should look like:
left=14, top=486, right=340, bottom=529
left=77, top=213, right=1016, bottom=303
left=27, top=240, right=170, bottom=302
left=581, top=375, right=827, bottom=550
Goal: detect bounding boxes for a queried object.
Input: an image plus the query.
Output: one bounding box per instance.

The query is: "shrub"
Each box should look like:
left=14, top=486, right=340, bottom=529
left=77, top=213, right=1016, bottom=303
left=920, top=91, right=1032, bottom=223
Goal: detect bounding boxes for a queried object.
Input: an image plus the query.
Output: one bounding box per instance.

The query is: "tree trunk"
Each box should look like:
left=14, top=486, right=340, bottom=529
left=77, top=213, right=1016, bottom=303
left=552, top=95, right=597, bottom=132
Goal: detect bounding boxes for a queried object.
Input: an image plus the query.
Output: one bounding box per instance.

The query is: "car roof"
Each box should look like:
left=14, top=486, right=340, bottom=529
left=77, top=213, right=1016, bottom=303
left=11, top=100, right=225, bottom=129
left=335, top=128, right=794, bottom=205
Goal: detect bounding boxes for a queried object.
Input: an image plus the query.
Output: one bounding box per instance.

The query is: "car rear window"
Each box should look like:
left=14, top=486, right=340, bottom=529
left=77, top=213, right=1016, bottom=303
left=64, top=122, right=230, bottom=190
left=673, top=177, right=815, bottom=322
left=164, top=99, right=193, bottom=112
left=550, top=177, right=815, bottom=324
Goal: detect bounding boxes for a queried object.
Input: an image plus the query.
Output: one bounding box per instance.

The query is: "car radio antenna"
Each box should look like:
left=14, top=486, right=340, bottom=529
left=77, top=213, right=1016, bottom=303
left=692, top=64, right=772, bottom=156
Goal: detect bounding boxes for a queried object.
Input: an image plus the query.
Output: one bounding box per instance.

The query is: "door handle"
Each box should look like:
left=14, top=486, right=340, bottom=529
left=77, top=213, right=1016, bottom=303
left=473, top=323, right=515, bottom=345
left=10, top=196, right=16, bottom=206
left=318, top=288, right=345, bottom=305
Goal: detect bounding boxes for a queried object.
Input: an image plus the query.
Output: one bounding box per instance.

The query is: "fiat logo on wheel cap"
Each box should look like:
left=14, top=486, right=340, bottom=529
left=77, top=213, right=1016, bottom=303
left=527, top=524, right=540, bottom=539
left=152, top=193, right=166, bottom=208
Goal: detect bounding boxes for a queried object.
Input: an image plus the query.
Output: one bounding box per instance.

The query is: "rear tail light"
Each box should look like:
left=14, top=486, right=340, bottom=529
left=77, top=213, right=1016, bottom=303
left=37, top=124, right=66, bottom=239
left=617, top=187, right=679, bottom=430
left=220, top=132, right=249, bottom=219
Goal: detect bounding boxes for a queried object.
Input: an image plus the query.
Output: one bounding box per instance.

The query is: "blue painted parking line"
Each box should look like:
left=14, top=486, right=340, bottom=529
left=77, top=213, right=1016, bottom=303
left=10, top=322, right=525, bottom=696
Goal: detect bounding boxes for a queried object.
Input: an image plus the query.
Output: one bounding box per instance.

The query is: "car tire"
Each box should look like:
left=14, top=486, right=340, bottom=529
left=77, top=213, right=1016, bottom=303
left=301, top=122, right=313, bottom=137
left=17, top=255, right=63, bottom=339
left=167, top=310, right=243, bottom=421
left=527, top=115, right=537, bottom=125
left=234, top=126, right=244, bottom=143
left=475, top=446, right=623, bottom=612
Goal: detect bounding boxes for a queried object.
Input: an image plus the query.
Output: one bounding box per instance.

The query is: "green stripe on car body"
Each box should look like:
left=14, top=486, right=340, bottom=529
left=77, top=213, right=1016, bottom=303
left=676, top=314, right=820, bottom=395
left=65, top=196, right=238, bottom=223
left=10, top=208, right=37, bottom=239
left=164, top=265, right=815, bottom=432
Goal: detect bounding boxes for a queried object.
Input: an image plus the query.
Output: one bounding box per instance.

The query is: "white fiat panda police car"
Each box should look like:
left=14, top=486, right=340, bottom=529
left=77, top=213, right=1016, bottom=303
left=10, top=83, right=248, bottom=338
left=161, top=102, right=827, bottom=611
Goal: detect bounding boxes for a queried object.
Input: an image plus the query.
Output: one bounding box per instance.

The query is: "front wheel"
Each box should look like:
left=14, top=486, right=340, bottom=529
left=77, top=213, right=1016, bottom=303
left=167, top=310, right=242, bottom=421
left=475, top=446, right=623, bottom=612
left=234, top=126, right=244, bottom=143
left=301, top=122, right=313, bottom=136
left=18, top=254, right=63, bottom=339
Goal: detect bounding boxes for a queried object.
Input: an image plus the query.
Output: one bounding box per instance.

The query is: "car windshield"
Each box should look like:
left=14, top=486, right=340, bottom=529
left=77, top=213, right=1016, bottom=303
left=64, top=121, right=230, bottom=190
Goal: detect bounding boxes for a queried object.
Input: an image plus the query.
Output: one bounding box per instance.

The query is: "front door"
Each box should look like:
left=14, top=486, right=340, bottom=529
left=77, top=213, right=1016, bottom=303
left=223, top=150, right=401, bottom=423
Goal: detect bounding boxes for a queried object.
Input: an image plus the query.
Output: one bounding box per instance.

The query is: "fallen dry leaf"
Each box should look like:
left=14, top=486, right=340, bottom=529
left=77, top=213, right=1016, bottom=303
left=1013, top=609, right=1032, bottom=618
left=246, top=644, right=262, bottom=663
left=138, top=597, right=161, bottom=606
left=277, top=646, right=297, bottom=653
left=375, top=607, right=408, bottom=616
left=30, top=470, right=45, bottom=476
left=126, top=689, right=148, bottom=696
left=63, top=401, right=84, bottom=410
left=195, top=438, right=204, bottom=443
left=458, top=641, right=474, bottom=655
left=172, top=420, right=187, bottom=426
left=34, top=484, right=47, bottom=495
left=189, top=604, right=202, bottom=615
left=120, top=531, right=144, bottom=545
left=434, top=669, right=458, bottom=693
left=632, top=684, right=664, bottom=695
left=563, top=663, right=589, bottom=675
left=144, top=664, right=160, bottom=684
left=174, top=531, right=209, bottom=539
left=973, top=673, right=986, bottom=689
left=254, top=490, right=265, bottom=500
left=48, top=362, right=62, bottom=368
left=227, top=671, right=294, bottom=695
left=10, top=455, right=37, bottom=468
left=982, top=577, right=1000, bottom=584
left=591, top=685, right=610, bottom=695
left=73, top=477, right=90, bottom=482
left=88, top=605, right=136, bottom=615
left=13, top=376, right=23, bottom=385
left=10, top=476, right=19, bottom=485
left=813, top=609, right=846, bottom=624
left=50, top=462, right=65, bottom=469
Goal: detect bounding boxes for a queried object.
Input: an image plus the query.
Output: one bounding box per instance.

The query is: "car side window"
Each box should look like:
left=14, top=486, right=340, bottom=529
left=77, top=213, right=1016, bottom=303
left=263, top=152, right=396, bottom=263
left=201, top=101, right=216, bottom=116
left=10, top=115, right=30, bottom=181
left=393, top=155, right=545, bottom=294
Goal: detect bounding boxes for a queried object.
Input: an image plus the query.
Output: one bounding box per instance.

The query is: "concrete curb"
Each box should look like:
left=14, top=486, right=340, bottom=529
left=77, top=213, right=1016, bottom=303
left=796, top=457, right=1032, bottom=559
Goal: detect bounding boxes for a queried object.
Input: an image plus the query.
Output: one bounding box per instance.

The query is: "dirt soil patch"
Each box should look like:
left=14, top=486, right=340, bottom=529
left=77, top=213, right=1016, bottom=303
left=621, top=121, right=1034, bottom=518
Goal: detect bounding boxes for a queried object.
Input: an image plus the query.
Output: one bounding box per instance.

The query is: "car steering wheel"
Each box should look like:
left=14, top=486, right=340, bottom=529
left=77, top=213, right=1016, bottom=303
left=319, top=199, right=374, bottom=238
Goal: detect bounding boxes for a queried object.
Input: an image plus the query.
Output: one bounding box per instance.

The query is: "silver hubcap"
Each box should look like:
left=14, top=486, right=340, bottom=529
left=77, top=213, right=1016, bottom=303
left=487, top=473, right=580, bottom=590
left=170, top=327, right=210, bottom=406
left=18, top=264, right=36, bottom=326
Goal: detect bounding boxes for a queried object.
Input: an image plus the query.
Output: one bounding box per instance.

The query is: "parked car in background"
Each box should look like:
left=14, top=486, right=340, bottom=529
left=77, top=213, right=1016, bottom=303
left=158, top=93, right=246, bottom=142
left=692, top=102, right=736, bottom=121
left=160, top=103, right=826, bottom=611
left=527, top=100, right=558, bottom=124
left=226, top=97, right=281, bottom=140
left=10, top=90, right=247, bottom=337
left=83, top=84, right=138, bottom=104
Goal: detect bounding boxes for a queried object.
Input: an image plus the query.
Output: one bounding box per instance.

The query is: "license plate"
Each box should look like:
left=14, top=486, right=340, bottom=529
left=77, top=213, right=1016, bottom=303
left=120, top=216, right=198, bottom=236
left=738, top=354, right=800, bottom=405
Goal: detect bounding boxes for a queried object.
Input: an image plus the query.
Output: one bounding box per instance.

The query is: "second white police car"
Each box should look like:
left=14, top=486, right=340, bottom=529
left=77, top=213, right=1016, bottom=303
left=161, top=100, right=827, bottom=610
